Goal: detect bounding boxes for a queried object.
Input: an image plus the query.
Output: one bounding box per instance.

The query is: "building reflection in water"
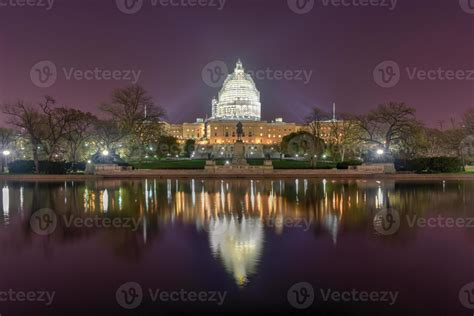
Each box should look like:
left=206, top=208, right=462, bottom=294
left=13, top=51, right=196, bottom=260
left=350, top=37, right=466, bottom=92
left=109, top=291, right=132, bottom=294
left=208, top=215, right=264, bottom=287
left=2, top=178, right=470, bottom=287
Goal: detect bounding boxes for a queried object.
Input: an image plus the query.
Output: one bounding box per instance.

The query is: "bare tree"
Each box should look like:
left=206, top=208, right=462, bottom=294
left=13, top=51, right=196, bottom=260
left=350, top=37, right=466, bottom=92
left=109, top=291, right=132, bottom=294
left=101, top=85, right=166, bottom=161
left=101, top=85, right=165, bottom=132
left=94, top=119, right=127, bottom=153
left=356, top=102, right=423, bottom=155
left=64, top=110, right=97, bottom=165
left=463, top=108, right=474, bottom=134
left=40, top=96, right=83, bottom=160
left=0, top=128, right=16, bottom=172
left=329, top=113, right=362, bottom=161
left=2, top=101, right=45, bottom=173
left=305, top=107, right=330, bottom=140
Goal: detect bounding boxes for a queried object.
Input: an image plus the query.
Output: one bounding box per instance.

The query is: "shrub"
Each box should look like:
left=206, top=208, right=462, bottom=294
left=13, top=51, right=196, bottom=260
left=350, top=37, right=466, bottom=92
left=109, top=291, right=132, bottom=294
left=65, top=162, right=87, bottom=172
left=395, top=157, right=462, bottom=173
left=38, top=161, right=68, bottom=174
left=336, top=160, right=363, bottom=170
left=8, top=160, right=35, bottom=174
left=8, top=160, right=70, bottom=174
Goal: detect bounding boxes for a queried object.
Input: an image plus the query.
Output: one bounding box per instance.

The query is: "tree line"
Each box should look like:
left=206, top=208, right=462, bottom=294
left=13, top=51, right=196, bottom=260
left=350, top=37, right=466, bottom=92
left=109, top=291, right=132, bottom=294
left=285, top=102, right=474, bottom=163
left=1, top=85, right=170, bottom=173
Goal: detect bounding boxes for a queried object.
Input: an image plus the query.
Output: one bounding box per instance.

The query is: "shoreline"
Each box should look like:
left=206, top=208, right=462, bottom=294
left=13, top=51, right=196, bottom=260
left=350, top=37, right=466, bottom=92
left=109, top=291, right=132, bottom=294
left=1, top=170, right=474, bottom=181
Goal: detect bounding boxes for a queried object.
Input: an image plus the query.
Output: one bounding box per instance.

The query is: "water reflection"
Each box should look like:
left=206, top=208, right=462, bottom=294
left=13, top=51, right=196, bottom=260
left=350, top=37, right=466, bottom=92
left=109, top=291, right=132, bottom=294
left=208, top=214, right=264, bottom=287
left=1, top=178, right=474, bottom=289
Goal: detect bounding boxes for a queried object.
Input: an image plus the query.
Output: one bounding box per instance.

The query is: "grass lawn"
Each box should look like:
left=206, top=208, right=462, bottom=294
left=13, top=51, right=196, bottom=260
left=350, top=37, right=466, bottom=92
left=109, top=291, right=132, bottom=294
left=272, top=160, right=337, bottom=169
left=131, top=160, right=206, bottom=169
left=131, top=159, right=338, bottom=170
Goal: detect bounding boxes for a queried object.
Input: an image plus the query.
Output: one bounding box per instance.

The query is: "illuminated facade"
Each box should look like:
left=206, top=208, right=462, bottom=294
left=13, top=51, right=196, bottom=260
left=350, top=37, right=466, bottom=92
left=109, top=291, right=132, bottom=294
left=164, top=59, right=343, bottom=158
left=211, top=60, right=261, bottom=121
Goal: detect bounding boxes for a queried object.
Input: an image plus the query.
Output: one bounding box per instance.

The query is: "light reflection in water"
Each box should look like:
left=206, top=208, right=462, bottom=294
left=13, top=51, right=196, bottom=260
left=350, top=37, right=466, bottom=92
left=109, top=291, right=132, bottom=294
left=2, top=185, right=9, bottom=224
left=208, top=214, right=264, bottom=287
left=19, top=186, right=24, bottom=217
left=101, top=189, right=109, bottom=213
left=3, top=178, right=469, bottom=288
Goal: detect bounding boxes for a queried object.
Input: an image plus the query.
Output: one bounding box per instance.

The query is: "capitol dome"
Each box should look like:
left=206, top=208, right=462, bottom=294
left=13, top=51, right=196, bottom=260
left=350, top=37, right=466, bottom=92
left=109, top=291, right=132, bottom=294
left=211, top=60, right=261, bottom=121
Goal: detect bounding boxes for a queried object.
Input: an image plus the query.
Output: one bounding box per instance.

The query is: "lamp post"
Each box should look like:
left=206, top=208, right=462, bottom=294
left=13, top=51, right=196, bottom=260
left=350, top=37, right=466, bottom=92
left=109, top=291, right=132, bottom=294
left=376, top=149, right=384, bottom=162
left=2, top=150, right=11, bottom=173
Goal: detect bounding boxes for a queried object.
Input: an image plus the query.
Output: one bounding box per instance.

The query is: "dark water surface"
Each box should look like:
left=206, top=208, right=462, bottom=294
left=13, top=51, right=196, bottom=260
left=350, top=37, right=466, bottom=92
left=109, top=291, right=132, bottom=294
left=0, top=178, right=473, bottom=315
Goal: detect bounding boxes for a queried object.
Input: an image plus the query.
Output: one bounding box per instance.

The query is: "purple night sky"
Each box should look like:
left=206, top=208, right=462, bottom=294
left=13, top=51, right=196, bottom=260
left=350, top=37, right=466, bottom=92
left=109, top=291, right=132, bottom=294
left=0, top=0, right=472, bottom=126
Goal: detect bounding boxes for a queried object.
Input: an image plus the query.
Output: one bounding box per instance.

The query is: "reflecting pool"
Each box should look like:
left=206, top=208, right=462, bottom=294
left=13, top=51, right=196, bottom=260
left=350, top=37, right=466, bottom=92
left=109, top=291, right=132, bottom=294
left=0, top=178, right=473, bottom=315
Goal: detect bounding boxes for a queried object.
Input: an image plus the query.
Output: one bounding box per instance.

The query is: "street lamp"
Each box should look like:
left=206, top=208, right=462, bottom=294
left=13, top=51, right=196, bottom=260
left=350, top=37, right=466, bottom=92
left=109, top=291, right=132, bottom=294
left=376, top=149, right=384, bottom=156
left=102, top=150, right=109, bottom=156
left=2, top=150, right=11, bottom=173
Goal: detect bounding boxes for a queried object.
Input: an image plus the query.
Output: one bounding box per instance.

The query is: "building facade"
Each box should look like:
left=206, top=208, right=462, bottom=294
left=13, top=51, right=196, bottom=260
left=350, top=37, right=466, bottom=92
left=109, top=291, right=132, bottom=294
left=165, top=60, right=341, bottom=158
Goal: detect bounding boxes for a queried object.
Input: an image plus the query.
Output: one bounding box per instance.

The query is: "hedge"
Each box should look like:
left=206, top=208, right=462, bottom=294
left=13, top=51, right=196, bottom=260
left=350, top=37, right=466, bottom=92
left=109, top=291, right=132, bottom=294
left=395, top=157, right=463, bottom=173
left=336, top=160, right=363, bottom=170
left=8, top=160, right=87, bottom=174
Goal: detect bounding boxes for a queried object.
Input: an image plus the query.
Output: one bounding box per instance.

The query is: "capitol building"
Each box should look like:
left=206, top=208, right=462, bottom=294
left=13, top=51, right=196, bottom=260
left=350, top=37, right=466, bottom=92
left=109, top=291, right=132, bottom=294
left=211, top=60, right=261, bottom=121
left=166, top=60, right=336, bottom=158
